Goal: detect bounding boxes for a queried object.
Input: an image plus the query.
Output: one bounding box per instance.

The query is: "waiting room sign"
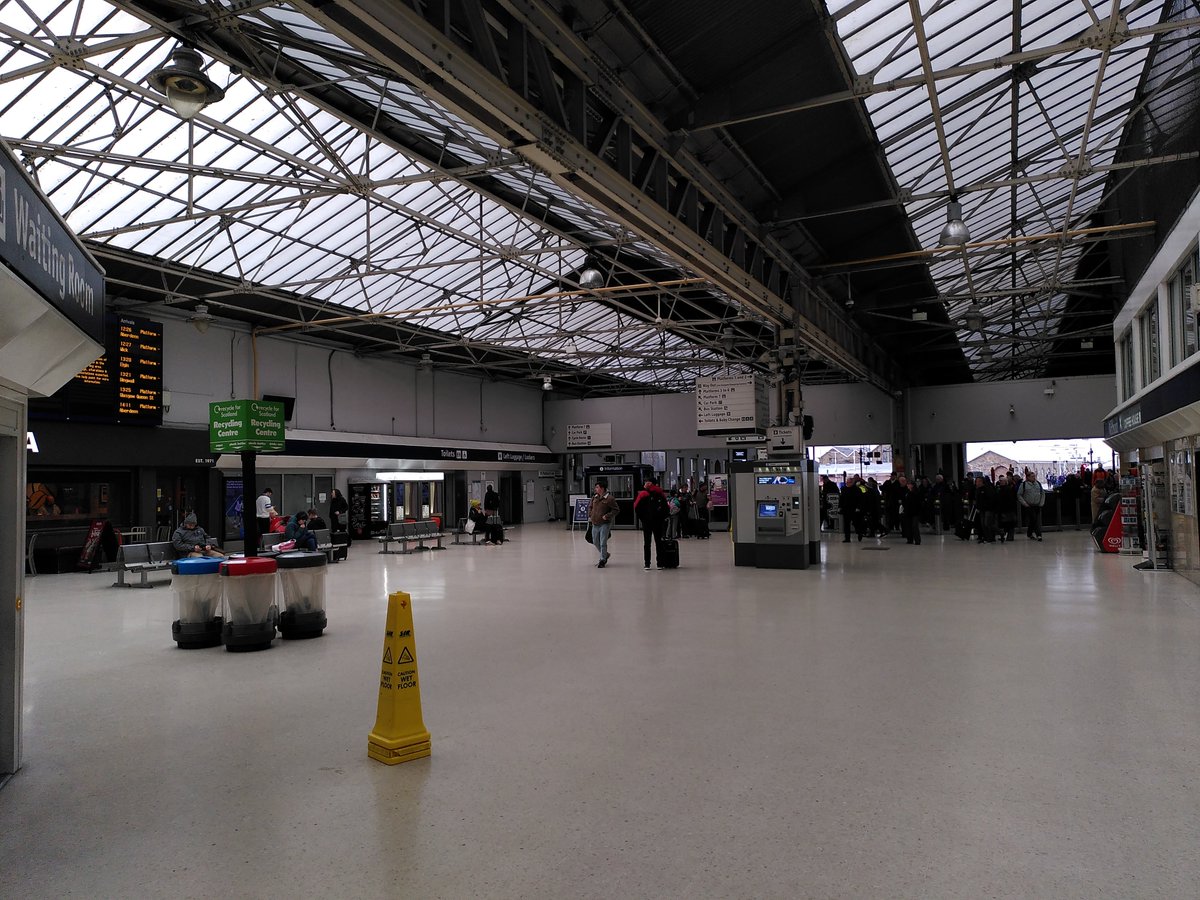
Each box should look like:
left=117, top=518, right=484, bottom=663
left=209, top=399, right=285, bottom=453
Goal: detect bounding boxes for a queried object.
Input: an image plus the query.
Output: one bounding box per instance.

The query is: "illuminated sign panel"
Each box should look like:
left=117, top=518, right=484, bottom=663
left=29, top=314, right=163, bottom=425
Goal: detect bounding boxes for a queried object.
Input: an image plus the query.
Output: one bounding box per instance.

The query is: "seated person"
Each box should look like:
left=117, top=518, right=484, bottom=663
left=172, top=514, right=225, bottom=558
left=283, top=510, right=318, bottom=551
left=468, top=500, right=505, bottom=545
left=306, top=508, right=328, bottom=530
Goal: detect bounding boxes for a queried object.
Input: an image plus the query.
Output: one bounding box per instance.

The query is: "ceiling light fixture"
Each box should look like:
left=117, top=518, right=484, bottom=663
left=542, top=376, right=553, bottom=391
left=578, top=261, right=604, bottom=289
left=963, top=301, right=985, bottom=331
left=938, top=198, right=971, bottom=247
left=912, top=308, right=928, bottom=321
left=147, top=46, right=225, bottom=120
left=187, top=302, right=213, bottom=334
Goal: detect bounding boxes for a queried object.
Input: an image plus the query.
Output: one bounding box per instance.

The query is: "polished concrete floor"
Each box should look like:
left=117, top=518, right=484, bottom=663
left=2, top=524, right=1198, bottom=899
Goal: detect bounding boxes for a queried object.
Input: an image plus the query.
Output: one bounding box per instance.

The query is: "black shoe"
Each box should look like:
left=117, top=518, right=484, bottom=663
left=857, top=534, right=863, bottom=541
left=597, top=559, right=606, bottom=568
left=842, top=539, right=850, bottom=543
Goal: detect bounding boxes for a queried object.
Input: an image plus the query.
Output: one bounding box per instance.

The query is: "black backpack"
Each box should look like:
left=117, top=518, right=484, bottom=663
left=639, top=491, right=668, bottom=524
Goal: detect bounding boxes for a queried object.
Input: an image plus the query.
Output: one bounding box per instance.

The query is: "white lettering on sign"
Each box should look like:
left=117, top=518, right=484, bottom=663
left=26, top=431, right=39, bottom=453
left=566, top=423, right=612, bottom=448
left=696, top=375, right=764, bottom=434
left=12, top=189, right=96, bottom=314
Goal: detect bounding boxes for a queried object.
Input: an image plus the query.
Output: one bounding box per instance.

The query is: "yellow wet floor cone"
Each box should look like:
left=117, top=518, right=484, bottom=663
left=368, top=591, right=431, bottom=764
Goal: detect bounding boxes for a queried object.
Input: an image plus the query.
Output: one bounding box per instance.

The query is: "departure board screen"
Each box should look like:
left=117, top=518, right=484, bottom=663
left=30, top=314, right=164, bottom=425
left=114, top=316, right=163, bottom=423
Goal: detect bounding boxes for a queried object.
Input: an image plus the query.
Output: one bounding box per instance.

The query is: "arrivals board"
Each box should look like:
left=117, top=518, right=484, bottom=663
left=29, top=314, right=163, bottom=425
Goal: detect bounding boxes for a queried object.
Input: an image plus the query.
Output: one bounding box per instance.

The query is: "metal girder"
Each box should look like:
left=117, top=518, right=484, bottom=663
left=297, top=0, right=896, bottom=389
left=682, top=13, right=1200, bottom=132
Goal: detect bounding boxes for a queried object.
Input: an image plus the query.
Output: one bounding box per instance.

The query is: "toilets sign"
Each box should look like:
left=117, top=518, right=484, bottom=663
left=209, top=399, right=285, bottom=452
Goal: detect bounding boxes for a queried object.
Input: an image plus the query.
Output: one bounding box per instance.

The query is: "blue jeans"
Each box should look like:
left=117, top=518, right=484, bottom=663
left=593, top=523, right=611, bottom=561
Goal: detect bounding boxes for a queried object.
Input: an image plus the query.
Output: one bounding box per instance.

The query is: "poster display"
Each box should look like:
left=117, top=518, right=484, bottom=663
left=570, top=494, right=591, bottom=524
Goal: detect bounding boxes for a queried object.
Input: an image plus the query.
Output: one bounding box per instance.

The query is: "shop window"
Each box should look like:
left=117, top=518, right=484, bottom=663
left=1166, top=249, right=1197, bottom=367
left=1184, top=257, right=1197, bottom=361
left=26, top=477, right=126, bottom=526
left=1140, top=304, right=1160, bottom=385
left=1120, top=330, right=1136, bottom=400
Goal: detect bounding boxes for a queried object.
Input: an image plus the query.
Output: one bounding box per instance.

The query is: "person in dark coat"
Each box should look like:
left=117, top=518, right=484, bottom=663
left=633, top=479, right=669, bottom=569
left=864, top=477, right=883, bottom=537
left=841, top=476, right=866, bottom=542
left=329, top=488, right=348, bottom=531
left=974, top=476, right=997, bottom=543
left=283, top=510, right=318, bottom=551
left=996, top=474, right=1020, bottom=542
left=900, top=478, right=925, bottom=545
left=820, top=475, right=839, bottom=530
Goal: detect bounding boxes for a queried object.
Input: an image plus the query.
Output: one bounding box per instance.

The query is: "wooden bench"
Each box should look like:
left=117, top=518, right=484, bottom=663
left=378, top=520, right=446, bottom=554
left=112, top=541, right=176, bottom=588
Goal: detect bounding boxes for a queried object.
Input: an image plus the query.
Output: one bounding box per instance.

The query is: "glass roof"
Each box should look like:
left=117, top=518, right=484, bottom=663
left=0, top=0, right=760, bottom=393
left=827, top=0, right=1177, bottom=379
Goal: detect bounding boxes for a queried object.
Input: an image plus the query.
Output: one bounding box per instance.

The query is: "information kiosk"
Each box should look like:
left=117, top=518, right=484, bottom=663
left=583, top=464, right=653, bottom=529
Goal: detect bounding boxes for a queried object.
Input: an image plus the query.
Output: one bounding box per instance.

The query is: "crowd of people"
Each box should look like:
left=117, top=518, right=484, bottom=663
left=821, top=465, right=1119, bottom=546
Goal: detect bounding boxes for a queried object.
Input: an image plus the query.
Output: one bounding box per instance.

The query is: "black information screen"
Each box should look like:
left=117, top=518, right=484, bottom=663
left=30, top=314, right=164, bottom=425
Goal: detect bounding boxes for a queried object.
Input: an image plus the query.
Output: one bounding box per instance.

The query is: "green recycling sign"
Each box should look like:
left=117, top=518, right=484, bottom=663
left=209, top=399, right=285, bottom=453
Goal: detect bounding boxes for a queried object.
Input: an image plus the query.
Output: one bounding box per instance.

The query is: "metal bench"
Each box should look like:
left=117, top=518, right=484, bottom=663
left=260, top=533, right=288, bottom=552
left=311, top=528, right=346, bottom=563
left=112, top=541, right=176, bottom=588
left=378, top=520, right=446, bottom=554
left=404, top=520, right=446, bottom=552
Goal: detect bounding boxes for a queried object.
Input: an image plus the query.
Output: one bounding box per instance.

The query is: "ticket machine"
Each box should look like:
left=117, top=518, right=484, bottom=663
left=730, top=460, right=817, bottom=569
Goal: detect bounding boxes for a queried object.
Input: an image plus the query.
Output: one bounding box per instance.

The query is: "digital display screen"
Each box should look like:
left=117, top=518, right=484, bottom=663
left=30, top=314, right=163, bottom=425
left=757, top=501, right=779, bottom=517
left=756, top=475, right=796, bottom=485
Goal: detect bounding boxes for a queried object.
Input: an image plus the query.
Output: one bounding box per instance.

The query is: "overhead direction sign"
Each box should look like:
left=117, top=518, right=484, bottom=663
left=209, top=399, right=285, bottom=453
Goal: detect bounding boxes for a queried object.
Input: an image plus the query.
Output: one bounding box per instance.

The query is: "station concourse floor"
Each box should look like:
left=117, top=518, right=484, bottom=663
left=2, top=524, right=1199, bottom=899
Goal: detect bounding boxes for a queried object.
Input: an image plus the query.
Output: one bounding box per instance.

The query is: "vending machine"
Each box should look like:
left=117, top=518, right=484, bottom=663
left=348, top=481, right=390, bottom=539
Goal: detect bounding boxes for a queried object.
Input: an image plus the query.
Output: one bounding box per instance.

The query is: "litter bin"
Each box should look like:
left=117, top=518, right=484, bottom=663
left=220, top=556, right=278, bottom=651
left=276, top=550, right=328, bottom=639
left=171, top=556, right=223, bottom=648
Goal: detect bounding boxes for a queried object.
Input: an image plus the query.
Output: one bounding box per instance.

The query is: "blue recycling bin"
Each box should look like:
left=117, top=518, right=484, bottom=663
left=171, top=556, right=223, bottom=648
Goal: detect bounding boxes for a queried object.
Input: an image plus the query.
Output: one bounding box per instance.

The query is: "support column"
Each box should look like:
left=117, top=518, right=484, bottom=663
left=0, top=394, right=27, bottom=778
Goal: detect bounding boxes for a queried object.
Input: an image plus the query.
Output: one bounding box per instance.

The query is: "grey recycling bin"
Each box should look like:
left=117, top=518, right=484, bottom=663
left=276, top=550, right=328, bottom=639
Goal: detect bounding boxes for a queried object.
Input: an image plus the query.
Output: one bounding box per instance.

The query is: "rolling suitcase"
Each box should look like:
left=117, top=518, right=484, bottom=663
left=658, top=538, right=680, bottom=569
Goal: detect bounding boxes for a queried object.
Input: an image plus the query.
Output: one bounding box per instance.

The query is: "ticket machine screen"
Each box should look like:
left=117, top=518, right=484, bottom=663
left=757, top=501, right=779, bottom=518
